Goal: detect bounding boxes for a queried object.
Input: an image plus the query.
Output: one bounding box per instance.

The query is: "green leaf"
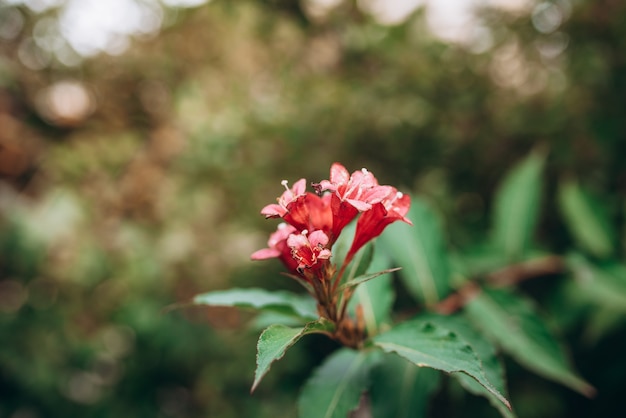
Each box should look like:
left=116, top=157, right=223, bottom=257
left=373, top=319, right=511, bottom=410
left=558, top=179, right=614, bottom=258
left=298, top=348, right=380, bottom=418
left=332, top=221, right=374, bottom=284
left=193, top=288, right=317, bottom=321
left=334, top=241, right=377, bottom=317
left=567, top=254, right=626, bottom=311
left=380, top=197, right=451, bottom=305
left=343, top=243, right=375, bottom=282
left=331, top=220, right=356, bottom=266
left=370, top=355, right=441, bottom=418
left=464, top=288, right=595, bottom=397
left=418, top=313, right=515, bottom=418
left=253, top=319, right=335, bottom=392
left=450, top=245, right=508, bottom=281
left=492, top=151, right=544, bottom=260
left=582, top=306, right=626, bottom=344
left=348, top=250, right=395, bottom=336
left=250, top=311, right=306, bottom=330
left=337, top=267, right=400, bottom=292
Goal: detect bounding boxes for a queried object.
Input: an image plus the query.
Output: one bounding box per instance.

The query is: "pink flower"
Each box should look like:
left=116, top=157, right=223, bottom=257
left=287, top=229, right=332, bottom=273
left=252, top=163, right=412, bottom=279
left=347, top=189, right=412, bottom=260
left=251, top=223, right=299, bottom=272
left=315, top=163, right=392, bottom=211
left=261, top=179, right=307, bottom=218
left=314, top=163, right=395, bottom=240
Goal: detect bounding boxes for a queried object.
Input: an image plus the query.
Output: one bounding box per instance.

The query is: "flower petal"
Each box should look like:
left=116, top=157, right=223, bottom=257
left=346, top=198, right=372, bottom=212
left=261, top=203, right=287, bottom=218
left=287, top=232, right=309, bottom=248
left=291, top=178, right=307, bottom=195
left=308, top=230, right=329, bottom=247
left=251, top=248, right=281, bottom=260
left=330, top=163, right=350, bottom=185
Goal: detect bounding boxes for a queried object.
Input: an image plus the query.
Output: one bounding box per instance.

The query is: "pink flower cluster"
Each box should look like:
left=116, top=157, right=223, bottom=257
left=251, top=163, right=411, bottom=281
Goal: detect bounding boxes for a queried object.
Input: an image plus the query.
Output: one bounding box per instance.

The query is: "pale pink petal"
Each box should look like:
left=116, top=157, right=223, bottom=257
left=292, top=178, right=307, bottom=195
left=346, top=198, right=372, bottom=212
left=268, top=223, right=296, bottom=245
left=348, top=168, right=378, bottom=189
left=308, top=230, right=329, bottom=247
left=316, top=179, right=336, bottom=192
left=330, top=163, right=350, bottom=185
left=362, top=185, right=394, bottom=204
left=261, top=204, right=286, bottom=217
left=348, top=169, right=366, bottom=186
left=251, top=248, right=280, bottom=260
left=287, top=233, right=309, bottom=248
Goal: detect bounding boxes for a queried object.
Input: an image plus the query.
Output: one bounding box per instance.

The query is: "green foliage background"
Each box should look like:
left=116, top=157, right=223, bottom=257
left=0, top=0, right=625, bottom=417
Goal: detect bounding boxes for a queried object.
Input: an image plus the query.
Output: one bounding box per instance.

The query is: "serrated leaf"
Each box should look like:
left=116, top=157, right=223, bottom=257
left=492, top=151, right=544, bottom=260
left=418, top=313, right=515, bottom=418
left=194, top=288, right=317, bottom=321
left=373, top=319, right=511, bottom=410
left=370, top=354, right=441, bottom=418
left=558, top=180, right=614, bottom=258
left=253, top=319, right=334, bottom=392
left=380, top=198, right=451, bottom=305
left=464, top=288, right=595, bottom=397
left=348, top=250, right=395, bottom=336
left=298, top=348, right=380, bottom=418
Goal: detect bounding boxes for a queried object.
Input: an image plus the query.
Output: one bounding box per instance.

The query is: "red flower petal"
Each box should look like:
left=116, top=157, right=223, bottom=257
left=283, top=193, right=333, bottom=237
left=347, top=191, right=411, bottom=260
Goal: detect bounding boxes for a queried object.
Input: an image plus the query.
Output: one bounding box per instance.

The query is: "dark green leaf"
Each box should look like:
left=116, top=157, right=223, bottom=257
left=558, top=180, right=614, bottom=258
left=298, top=348, right=380, bottom=418
left=464, top=288, right=595, bottom=397
left=373, top=319, right=511, bottom=410
left=193, top=288, right=317, bottom=320
left=492, top=151, right=544, bottom=260
left=253, top=319, right=335, bottom=392
left=370, top=355, right=441, bottom=418
left=418, top=313, right=515, bottom=418
left=380, top=197, right=451, bottom=305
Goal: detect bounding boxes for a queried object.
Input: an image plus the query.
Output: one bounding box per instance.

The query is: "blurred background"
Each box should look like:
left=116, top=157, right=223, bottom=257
left=0, top=0, right=625, bottom=417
